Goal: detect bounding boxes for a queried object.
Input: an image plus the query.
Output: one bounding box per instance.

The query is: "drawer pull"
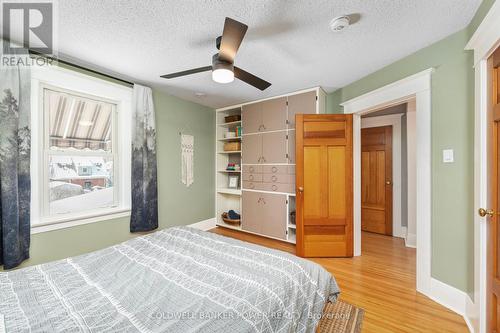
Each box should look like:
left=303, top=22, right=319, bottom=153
left=249, top=183, right=255, bottom=189
left=272, top=166, right=277, bottom=173
left=272, top=185, right=278, bottom=191
left=249, top=175, right=254, bottom=181
left=271, top=175, right=277, bottom=182
left=249, top=166, right=254, bottom=172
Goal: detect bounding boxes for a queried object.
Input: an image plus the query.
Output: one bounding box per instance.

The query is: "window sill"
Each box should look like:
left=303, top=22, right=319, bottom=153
left=31, top=208, right=131, bottom=234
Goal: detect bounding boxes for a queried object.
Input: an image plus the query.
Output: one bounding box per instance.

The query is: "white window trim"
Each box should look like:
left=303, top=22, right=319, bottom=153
left=31, top=65, right=133, bottom=234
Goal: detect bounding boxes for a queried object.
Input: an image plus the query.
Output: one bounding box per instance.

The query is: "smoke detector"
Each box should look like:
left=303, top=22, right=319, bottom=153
left=329, top=16, right=350, bottom=32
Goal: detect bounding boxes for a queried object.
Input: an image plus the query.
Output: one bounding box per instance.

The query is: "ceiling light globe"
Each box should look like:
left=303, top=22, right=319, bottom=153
left=212, top=68, right=234, bottom=84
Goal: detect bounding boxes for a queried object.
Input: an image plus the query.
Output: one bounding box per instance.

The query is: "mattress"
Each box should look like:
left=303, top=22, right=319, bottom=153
left=0, top=226, right=339, bottom=332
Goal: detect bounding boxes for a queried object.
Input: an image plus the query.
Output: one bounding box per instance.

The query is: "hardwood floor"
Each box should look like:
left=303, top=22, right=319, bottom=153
left=211, top=227, right=468, bottom=332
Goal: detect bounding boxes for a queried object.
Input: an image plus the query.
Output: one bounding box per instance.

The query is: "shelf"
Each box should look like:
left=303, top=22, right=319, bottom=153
left=288, top=224, right=296, bottom=229
left=218, top=170, right=241, bottom=173
left=217, top=188, right=242, bottom=195
left=217, top=120, right=241, bottom=128
left=216, top=222, right=242, bottom=230
left=217, top=151, right=241, bottom=154
left=218, top=136, right=242, bottom=141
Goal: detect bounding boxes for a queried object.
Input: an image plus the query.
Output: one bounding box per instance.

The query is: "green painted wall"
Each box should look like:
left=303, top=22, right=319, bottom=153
left=326, top=0, right=496, bottom=294
left=13, top=68, right=215, bottom=269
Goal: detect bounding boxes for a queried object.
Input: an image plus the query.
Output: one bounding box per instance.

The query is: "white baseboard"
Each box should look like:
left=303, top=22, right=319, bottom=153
left=188, top=217, right=216, bottom=231
left=425, top=278, right=474, bottom=332
left=393, top=225, right=406, bottom=239
left=405, top=232, right=416, bottom=248
left=465, top=295, right=479, bottom=333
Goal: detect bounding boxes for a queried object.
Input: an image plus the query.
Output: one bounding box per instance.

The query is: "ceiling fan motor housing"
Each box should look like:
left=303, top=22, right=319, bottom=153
left=212, top=53, right=234, bottom=71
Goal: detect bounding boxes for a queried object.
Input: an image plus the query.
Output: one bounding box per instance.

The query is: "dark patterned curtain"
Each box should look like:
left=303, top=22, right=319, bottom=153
left=130, top=84, right=158, bottom=232
left=0, top=50, right=31, bottom=269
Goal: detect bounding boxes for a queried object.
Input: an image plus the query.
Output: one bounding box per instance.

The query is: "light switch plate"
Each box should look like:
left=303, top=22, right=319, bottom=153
left=443, top=149, right=454, bottom=163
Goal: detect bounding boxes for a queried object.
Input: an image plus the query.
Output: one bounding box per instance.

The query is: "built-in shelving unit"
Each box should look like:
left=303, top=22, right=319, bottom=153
left=215, top=107, right=242, bottom=229
left=215, top=87, right=326, bottom=244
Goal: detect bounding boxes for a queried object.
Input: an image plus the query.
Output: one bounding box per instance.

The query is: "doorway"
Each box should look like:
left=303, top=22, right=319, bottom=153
left=340, top=68, right=433, bottom=295
left=359, top=104, right=416, bottom=243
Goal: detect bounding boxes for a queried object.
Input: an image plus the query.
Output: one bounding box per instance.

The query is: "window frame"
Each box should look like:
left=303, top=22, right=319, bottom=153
left=31, top=65, right=132, bottom=233
left=41, top=84, right=120, bottom=218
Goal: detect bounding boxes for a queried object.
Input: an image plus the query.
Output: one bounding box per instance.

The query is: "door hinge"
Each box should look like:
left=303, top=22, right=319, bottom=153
left=315, top=95, right=318, bottom=100
left=286, top=199, right=288, bottom=204
left=286, top=101, right=289, bottom=106
left=286, top=153, right=289, bottom=159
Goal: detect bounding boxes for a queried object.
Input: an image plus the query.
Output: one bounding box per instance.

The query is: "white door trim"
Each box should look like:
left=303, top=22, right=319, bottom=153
left=361, top=114, right=405, bottom=239
left=466, top=1, right=500, bottom=331
left=341, top=67, right=433, bottom=295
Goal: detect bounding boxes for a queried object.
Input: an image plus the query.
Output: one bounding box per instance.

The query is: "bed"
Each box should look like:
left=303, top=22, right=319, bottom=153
left=0, top=226, right=339, bottom=333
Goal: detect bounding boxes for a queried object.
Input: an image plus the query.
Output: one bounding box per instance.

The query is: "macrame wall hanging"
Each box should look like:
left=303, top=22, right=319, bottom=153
left=181, top=134, right=194, bottom=187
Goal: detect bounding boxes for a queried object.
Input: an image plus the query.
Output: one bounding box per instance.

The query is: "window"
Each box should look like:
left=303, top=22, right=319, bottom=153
left=43, top=88, right=118, bottom=216
left=30, top=66, right=132, bottom=231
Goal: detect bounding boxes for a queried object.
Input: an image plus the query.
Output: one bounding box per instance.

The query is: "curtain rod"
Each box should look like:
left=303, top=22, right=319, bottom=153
left=29, top=50, right=135, bottom=87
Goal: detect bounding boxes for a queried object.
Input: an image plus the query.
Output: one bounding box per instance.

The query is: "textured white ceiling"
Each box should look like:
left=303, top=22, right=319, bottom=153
left=57, top=0, right=481, bottom=108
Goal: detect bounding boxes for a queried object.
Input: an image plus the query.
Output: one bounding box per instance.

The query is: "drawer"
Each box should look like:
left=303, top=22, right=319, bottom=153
left=262, top=173, right=295, bottom=184
left=243, top=181, right=265, bottom=190
left=261, top=183, right=295, bottom=193
left=262, top=165, right=289, bottom=174
left=243, top=173, right=263, bottom=182
left=242, top=165, right=263, bottom=174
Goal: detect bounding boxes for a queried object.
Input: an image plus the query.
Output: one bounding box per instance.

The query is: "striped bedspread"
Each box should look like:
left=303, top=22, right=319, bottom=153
left=0, top=226, right=339, bottom=332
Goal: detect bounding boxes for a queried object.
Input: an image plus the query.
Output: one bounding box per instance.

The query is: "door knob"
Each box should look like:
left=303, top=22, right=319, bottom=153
left=478, top=208, right=495, bottom=217
left=386, top=181, right=392, bottom=185
left=298, top=186, right=304, bottom=193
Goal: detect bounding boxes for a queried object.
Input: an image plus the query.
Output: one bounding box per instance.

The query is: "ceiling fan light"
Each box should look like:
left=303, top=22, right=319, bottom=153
left=212, top=68, right=234, bottom=83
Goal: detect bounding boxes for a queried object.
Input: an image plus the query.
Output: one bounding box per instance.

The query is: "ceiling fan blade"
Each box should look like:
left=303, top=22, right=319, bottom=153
left=218, top=17, right=248, bottom=63
left=161, top=66, right=212, bottom=79
left=234, top=67, right=271, bottom=91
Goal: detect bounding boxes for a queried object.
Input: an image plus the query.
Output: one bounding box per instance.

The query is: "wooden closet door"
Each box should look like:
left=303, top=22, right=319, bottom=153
left=262, top=131, right=288, bottom=164
left=242, top=102, right=262, bottom=134
left=262, top=97, right=287, bottom=132
left=242, top=191, right=262, bottom=234
left=361, top=126, right=393, bottom=235
left=242, top=134, right=262, bottom=164
left=296, top=114, right=353, bottom=257
left=485, top=47, right=500, bottom=333
left=260, top=193, right=287, bottom=240
left=287, top=91, right=317, bottom=128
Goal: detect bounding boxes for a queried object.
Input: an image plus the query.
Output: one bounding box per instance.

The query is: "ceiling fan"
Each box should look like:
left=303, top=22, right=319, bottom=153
left=161, top=17, right=271, bottom=91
